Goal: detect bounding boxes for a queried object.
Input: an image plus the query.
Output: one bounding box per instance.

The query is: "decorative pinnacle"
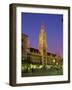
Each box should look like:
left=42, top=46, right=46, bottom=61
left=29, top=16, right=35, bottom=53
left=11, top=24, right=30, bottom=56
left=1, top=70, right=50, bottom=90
left=41, top=22, right=45, bottom=30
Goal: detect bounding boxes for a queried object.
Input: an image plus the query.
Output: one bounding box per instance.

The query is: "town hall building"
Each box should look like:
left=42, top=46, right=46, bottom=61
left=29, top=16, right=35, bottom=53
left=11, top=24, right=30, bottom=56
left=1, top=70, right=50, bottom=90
left=22, top=24, right=62, bottom=65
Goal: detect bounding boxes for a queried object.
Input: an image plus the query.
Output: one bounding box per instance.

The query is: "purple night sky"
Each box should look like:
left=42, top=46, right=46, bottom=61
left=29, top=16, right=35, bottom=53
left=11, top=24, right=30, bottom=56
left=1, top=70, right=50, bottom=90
left=21, top=13, right=63, bottom=57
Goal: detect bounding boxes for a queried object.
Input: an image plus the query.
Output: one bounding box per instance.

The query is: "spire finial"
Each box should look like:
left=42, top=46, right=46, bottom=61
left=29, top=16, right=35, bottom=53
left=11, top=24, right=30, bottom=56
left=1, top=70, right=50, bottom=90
left=41, top=22, right=44, bottom=29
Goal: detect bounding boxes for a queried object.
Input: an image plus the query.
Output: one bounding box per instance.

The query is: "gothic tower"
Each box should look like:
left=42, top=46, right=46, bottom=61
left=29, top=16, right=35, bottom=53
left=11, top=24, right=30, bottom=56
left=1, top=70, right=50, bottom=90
left=38, top=23, right=47, bottom=65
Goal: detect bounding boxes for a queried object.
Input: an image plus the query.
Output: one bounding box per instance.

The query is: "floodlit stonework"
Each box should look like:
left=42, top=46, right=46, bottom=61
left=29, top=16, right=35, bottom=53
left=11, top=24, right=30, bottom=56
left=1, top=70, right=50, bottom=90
left=22, top=24, right=62, bottom=65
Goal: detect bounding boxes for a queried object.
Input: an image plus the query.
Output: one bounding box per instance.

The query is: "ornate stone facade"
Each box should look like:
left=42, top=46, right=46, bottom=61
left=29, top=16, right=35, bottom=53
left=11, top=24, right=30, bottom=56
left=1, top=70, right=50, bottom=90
left=22, top=24, right=62, bottom=65
left=38, top=24, right=47, bottom=65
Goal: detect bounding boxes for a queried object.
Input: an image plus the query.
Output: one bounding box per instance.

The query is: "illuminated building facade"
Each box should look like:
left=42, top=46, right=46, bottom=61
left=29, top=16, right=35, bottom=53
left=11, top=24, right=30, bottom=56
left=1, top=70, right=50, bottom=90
left=22, top=24, right=62, bottom=65
left=38, top=24, right=47, bottom=65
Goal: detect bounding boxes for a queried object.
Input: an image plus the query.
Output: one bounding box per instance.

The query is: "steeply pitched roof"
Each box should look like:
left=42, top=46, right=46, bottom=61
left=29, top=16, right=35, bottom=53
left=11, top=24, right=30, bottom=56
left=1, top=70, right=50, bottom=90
left=30, top=47, right=56, bottom=56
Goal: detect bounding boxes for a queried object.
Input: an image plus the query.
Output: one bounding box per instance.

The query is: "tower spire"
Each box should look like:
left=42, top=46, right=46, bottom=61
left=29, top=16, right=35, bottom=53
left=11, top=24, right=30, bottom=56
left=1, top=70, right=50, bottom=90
left=38, top=23, right=47, bottom=65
